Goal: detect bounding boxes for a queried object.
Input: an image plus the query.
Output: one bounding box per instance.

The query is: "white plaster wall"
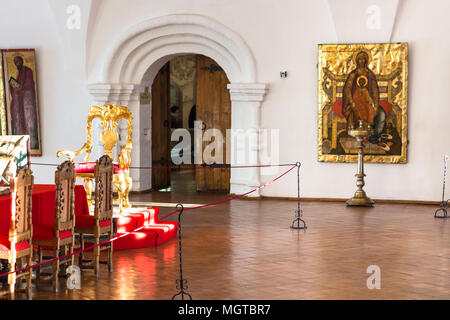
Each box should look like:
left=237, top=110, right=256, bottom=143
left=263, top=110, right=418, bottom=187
left=0, top=0, right=94, bottom=184
left=137, top=68, right=154, bottom=191
left=2, top=0, right=450, bottom=201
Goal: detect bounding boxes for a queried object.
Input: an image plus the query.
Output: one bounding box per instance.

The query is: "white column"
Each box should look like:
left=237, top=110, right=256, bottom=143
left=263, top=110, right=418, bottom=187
left=87, top=83, right=150, bottom=191
left=227, top=83, right=268, bottom=197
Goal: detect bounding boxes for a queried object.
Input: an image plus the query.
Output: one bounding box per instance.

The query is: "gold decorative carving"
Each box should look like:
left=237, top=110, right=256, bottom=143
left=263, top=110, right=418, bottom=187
left=57, top=104, right=133, bottom=211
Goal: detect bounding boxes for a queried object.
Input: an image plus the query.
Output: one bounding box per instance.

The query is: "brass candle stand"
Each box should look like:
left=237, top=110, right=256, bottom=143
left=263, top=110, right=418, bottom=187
left=346, top=120, right=374, bottom=207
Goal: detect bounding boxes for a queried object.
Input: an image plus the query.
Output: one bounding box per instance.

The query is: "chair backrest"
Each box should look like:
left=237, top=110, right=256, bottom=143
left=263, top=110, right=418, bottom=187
left=94, top=155, right=114, bottom=221
left=9, top=167, right=33, bottom=245
left=84, top=104, right=133, bottom=162
left=54, top=161, right=76, bottom=233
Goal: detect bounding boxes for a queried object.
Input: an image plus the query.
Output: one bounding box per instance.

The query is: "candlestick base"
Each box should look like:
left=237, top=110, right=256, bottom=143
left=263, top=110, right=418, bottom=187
left=346, top=120, right=374, bottom=208
left=346, top=191, right=374, bottom=207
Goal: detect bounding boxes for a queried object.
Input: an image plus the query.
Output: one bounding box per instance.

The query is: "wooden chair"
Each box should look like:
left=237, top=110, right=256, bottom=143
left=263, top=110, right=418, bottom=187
left=0, top=168, right=33, bottom=300
left=32, top=160, right=76, bottom=292
left=76, top=155, right=114, bottom=278
left=56, top=104, right=133, bottom=212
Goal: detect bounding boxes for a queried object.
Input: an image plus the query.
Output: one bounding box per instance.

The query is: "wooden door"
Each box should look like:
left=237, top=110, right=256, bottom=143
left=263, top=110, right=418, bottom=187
left=195, top=55, right=231, bottom=192
left=151, top=62, right=171, bottom=190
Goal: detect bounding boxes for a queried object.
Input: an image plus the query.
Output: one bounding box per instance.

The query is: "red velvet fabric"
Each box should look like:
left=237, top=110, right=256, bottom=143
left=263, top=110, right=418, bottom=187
left=116, top=207, right=161, bottom=233
left=144, top=224, right=178, bottom=244
left=139, top=209, right=153, bottom=224
left=113, top=207, right=177, bottom=251
left=75, top=162, right=122, bottom=174
left=33, top=226, right=72, bottom=241
left=0, top=236, right=30, bottom=254
left=113, top=231, right=159, bottom=251
left=116, top=214, right=141, bottom=233
left=75, top=215, right=111, bottom=229
left=0, top=184, right=90, bottom=237
left=113, top=223, right=178, bottom=251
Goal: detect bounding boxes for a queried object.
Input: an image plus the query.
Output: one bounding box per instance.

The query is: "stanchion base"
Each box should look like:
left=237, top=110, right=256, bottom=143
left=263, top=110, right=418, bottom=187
left=290, top=209, right=307, bottom=230
left=434, top=207, right=449, bottom=219
left=290, top=218, right=307, bottom=230
left=172, top=290, right=192, bottom=300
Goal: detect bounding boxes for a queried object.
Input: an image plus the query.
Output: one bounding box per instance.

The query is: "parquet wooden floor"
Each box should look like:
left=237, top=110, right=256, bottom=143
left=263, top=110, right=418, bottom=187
left=5, top=170, right=450, bottom=299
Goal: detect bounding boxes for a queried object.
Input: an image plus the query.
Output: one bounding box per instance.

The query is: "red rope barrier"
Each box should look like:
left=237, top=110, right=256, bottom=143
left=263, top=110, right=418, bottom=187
left=31, top=162, right=296, bottom=170
left=129, top=163, right=297, bottom=170
left=159, top=164, right=297, bottom=221
left=0, top=164, right=297, bottom=279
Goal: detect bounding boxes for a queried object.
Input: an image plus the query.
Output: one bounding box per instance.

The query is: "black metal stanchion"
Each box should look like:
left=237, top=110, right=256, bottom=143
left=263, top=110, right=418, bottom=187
left=291, top=162, right=307, bottom=229
left=435, top=155, right=449, bottom=218
left=172, top=203, right=192, bottom=300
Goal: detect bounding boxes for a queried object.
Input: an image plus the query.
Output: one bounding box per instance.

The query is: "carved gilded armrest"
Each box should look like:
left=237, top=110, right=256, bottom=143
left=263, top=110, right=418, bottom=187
left=118, top=143, right=132, bottom=171
left=56, top=143, right=90, bottom=162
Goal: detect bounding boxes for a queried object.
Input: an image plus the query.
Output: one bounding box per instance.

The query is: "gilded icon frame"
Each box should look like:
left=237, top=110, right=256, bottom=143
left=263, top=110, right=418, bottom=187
left=317, top=43, right=408, bottom=163
left=0, top=54, right=6, bottom=136
left=2, top=49, right=42, bottom=156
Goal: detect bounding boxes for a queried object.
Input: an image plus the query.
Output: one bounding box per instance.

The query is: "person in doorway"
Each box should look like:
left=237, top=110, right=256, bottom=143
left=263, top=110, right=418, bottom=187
left=170, top=105, right=182, bottom=128
left=188, top=105, right=196, bottom=128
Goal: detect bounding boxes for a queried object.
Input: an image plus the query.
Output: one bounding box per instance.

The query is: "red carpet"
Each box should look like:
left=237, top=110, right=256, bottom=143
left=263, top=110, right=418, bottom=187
left=113, top=207, right=178, bottom=251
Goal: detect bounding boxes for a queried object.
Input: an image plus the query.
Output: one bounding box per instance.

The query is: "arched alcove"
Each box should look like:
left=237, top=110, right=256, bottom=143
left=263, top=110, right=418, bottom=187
left=87, top=14, right=268, bottom=195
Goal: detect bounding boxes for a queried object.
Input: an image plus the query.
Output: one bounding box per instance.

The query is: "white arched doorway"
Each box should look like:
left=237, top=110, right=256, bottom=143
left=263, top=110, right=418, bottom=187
left=87, top=14, right=268, bottom=196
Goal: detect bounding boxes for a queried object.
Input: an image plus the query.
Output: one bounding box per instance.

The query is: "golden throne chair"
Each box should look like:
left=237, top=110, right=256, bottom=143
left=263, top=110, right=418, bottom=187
left=57, top=104, right=133, bottom=212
